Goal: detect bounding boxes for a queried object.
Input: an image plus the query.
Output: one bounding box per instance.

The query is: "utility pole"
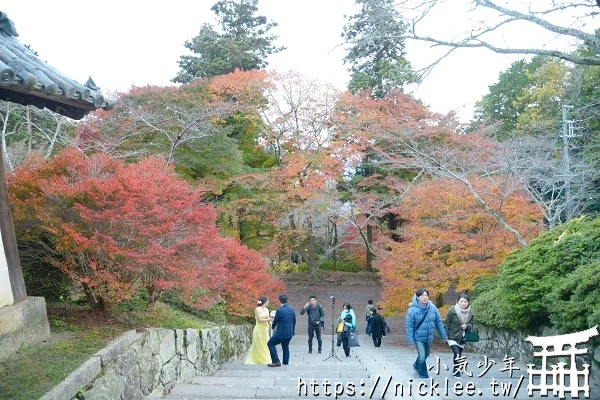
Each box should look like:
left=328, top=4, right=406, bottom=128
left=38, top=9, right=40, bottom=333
left=561, top=104, right=575, bottom=221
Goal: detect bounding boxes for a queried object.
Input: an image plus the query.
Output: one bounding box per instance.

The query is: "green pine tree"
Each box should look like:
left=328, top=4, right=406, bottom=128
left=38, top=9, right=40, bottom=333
left=173, top=0, right=285, bottom=83
left=341, top=0, right=417, bottom=98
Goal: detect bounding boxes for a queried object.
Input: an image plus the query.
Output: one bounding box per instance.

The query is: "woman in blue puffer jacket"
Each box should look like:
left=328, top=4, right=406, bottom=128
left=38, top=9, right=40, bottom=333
left=405, top=288, right=447, bottom=379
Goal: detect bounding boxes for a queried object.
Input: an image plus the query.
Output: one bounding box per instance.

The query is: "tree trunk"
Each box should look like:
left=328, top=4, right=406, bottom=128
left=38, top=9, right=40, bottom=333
left=332, top=219, right=338, bottom=271
left=306, top=217, right=318, bottom=276
left=82, top=282, right=104, bottom=310
left=45, top=116, right=61, bottom=159
left=1, top=104, right=14, bottom=173
left=255, top=214, right=265, bottom=238
left=146, top=285, right=157, bottom=307
left=366, top=224, right=373, bottom=271
left=26, top=106, right=32, bottom=154
left=463, top=179, right=527, bottom=246
left=237, top=208, right=245, bottom=242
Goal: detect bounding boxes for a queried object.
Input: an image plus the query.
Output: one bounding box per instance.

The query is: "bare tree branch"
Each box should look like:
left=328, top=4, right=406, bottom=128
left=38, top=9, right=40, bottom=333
left=502, top=135, right=596, bottom=228
left=0, top=102, right=14, bottom=173
left=389, top=0, right=600, bottom=76
left=378, top=130, right=529, bottom=245
left=77, top=94, right=233, bottom=165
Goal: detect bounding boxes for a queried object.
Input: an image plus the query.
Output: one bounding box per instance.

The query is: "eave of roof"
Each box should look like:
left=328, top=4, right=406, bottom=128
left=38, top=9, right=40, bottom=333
left=0, top=12, right=117, bottom=120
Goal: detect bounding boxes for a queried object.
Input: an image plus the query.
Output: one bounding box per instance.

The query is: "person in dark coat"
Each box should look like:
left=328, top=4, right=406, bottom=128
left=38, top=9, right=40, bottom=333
left=365, top=299, right=376, bottom=335
left=299, top=295, right=325, bottom=354
left=267, top=294, right=296, bottom=367
left=443, top=293, right=475, bottom=377
left=369, top=307, right=386, bottom=347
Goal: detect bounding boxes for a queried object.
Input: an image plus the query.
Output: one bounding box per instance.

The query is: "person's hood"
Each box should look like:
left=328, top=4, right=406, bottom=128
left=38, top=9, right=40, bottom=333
left=410, top=294, right=430, bottom=312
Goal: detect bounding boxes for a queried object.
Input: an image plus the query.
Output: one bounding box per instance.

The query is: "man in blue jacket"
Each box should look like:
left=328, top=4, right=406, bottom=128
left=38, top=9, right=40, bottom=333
left=267, top=294, right=296, bottom=367
left=405, top=288, right=447, bottom=378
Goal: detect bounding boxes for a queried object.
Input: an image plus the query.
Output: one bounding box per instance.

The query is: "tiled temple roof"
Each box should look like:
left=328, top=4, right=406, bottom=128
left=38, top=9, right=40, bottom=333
left=0, top=12, right=116, bottom=120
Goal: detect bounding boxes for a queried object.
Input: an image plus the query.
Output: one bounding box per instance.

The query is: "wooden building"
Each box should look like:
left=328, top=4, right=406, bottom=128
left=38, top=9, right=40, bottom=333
left=0, top=11, right=116, bottom=358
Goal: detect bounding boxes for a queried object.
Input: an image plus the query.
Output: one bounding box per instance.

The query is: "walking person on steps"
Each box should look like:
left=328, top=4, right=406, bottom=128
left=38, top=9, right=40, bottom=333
left=443, top=293, right=474, bottom=378
left=369, top=307, right=386, bottom=347
left=338, top=303, right=356, bottom=358
left=406, top=288, right=447, bottom=379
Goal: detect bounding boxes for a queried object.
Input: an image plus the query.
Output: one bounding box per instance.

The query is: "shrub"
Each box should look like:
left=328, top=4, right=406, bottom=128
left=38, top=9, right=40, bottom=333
left=470, top=276, right=512, bottom=328
left=549, top=260, right=600, bottom=332
left=269, top=260, right=311, bottom=273
left=20, top=249, right=72, bottom=302
left=472, top=216, right=600, bottom=332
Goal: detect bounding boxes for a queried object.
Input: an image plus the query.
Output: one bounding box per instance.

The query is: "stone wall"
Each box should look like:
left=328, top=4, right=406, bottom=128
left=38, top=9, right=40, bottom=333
left=470, top=324, right=599, bottom=387
left=40, top=325, right=253, bottom=400
left=0, top=297, right=51, bottom=359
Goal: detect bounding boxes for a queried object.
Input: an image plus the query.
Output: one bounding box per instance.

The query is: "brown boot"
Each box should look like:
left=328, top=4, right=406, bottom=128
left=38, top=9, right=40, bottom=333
left=267, top=362, right=281, bottom=367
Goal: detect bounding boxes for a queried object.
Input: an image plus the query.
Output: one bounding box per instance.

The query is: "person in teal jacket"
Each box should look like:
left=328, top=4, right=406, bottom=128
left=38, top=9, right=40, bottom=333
left=338, top=303, right=356, bottom=357
left=405, top=288, right=447, bottom=378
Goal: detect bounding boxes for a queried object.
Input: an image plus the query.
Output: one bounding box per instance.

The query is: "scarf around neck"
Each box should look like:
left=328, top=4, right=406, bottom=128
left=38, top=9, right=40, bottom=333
left=455, top=303, right=471, bottom=325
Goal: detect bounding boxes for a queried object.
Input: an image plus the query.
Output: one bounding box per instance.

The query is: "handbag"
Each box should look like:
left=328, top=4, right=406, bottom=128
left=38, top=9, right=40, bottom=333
left=464, top=329, right=480, bottom=343
left=336, top=321, right=345, bottom=333
left=348, top=330, right=360, bottom=347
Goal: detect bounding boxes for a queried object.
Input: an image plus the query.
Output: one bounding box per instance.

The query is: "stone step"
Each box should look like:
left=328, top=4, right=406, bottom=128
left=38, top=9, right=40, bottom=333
left=163, top=335, right=551, bottom=400
left=164, top=384, right=371, bottom=399
left=219, top=362, right=367, bottom=371
left=164, top=378, right=537, bottom=400
left=190, top=375, right=378, bottom=386
left=211, top=369, right=371, bottom=378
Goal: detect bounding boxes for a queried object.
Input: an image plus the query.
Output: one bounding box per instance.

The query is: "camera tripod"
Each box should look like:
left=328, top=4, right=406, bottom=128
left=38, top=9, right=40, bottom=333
left=323, top=296, right=342, bottom=362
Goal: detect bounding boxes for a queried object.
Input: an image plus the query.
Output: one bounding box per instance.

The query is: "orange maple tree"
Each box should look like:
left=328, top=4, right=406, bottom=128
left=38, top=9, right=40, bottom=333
left=335, top=90, right=537, bottom=246
left=8, top=148, right=284, bottom=315
left=333, top=90, right=547, bottom=311
left=207, top=68, right=272, bottom=107
left=376, top=177, right=543, bottom=313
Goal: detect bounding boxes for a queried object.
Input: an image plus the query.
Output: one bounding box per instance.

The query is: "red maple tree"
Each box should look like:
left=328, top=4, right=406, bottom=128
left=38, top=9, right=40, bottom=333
left=8, top=148, right=284, bottom=315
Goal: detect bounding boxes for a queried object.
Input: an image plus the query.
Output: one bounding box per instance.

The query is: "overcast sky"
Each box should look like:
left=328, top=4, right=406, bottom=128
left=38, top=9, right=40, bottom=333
left=1, top=1, right=579, bottom=122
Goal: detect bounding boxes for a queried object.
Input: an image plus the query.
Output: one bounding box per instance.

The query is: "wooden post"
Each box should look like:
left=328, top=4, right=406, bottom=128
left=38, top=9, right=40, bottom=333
left=0, top=157, right=27, bottom=303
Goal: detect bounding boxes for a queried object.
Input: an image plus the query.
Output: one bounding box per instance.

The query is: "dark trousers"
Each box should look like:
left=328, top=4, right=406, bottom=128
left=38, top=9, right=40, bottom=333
left=307, top=324, right=322, bottom=352
left=267, top=337, right=291, bottom=365
left=450, top=344, right=463, bottom=373
left=342, top=336, right=350, bottom=356
left=372, top=334, right=382, bottom=347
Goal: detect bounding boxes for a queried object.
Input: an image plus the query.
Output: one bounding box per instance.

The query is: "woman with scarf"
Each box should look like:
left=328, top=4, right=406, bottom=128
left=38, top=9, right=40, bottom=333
left=443, top=294, right=475, bottom=377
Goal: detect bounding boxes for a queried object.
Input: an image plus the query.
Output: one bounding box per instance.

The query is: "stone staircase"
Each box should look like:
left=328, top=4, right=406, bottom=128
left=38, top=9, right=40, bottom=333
left=160, top=334, right=564, bottom=399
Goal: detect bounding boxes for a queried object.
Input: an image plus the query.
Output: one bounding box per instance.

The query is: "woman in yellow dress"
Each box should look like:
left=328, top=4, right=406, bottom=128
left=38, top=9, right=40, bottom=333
left=245, top=295, right=273, bottom=364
